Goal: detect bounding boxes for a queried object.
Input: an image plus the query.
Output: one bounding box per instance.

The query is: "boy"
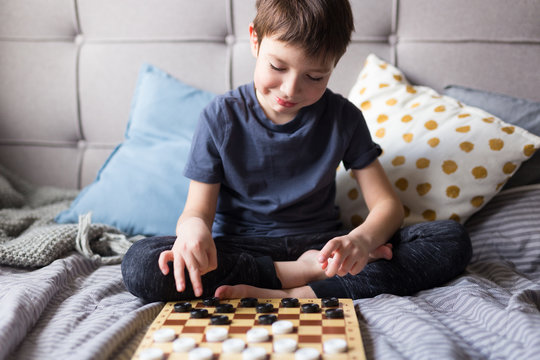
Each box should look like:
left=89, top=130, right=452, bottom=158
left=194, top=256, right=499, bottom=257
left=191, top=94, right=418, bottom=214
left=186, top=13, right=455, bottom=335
left=122, top=0, right=471, bottom=301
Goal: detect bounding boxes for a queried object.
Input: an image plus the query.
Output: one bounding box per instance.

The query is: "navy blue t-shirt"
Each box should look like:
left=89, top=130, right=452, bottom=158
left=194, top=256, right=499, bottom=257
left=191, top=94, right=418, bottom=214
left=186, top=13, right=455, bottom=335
left=184, top=82, right=381, bottom=237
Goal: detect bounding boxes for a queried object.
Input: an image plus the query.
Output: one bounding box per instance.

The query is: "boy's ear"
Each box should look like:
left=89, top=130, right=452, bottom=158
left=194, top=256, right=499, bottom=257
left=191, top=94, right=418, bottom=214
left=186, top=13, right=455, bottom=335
left=249, top=23, right=259, bottom=57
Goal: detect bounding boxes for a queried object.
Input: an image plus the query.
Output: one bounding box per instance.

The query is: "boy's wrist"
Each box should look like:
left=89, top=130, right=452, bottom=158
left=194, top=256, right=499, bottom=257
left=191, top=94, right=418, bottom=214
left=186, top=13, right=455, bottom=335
left=178, top=213, right=211, bottom=226
left=176, top=216, right=213, bottom=240
left=347, top=224, right=386, bottom=251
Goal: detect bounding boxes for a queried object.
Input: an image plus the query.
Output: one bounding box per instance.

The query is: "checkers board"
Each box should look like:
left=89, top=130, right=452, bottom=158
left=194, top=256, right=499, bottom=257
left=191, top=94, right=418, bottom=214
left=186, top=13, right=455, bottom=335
left=132, top=297, right=366, bottom=360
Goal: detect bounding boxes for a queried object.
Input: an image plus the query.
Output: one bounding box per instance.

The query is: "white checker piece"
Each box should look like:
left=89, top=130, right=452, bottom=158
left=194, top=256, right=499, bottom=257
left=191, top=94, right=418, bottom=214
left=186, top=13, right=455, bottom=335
left=273, top=337, right=298, bottom=353
left=205, top=327, right=228, bottom=342
left=152, top=328, right=175, bottom=343
left=188, top=347, right=213, bottom=360
left=272, top=320, right=294, bottom=334
left=222, top=338, right=246, bottom=353
left=246, top=327, right=269, bottom=343
left=139, top=348, right=164, bottom=360
left=172, top=337, right=196, bottom=352
left=295, top=347, right=321, bottom=360
left=323, top=338, right=348, bottom=354
left=242, top=346, right=267, bottom=360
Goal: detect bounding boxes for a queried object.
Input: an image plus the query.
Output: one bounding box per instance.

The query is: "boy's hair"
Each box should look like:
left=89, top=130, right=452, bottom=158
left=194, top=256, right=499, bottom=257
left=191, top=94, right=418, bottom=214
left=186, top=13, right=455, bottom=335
left=252, top=0, right=354, bottom=65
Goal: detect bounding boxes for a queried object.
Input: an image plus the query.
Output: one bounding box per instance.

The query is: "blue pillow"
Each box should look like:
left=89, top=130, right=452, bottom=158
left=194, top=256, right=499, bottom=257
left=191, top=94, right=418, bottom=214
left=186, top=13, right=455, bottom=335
left=444, top=85, right=540, bottom=189
left=56, top=64, right=215, bottom=236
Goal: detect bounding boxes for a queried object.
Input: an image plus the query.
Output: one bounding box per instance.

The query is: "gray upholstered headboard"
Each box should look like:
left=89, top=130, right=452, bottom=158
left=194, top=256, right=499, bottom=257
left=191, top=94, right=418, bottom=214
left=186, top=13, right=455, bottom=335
left=1, top=0, right=539, bottom=189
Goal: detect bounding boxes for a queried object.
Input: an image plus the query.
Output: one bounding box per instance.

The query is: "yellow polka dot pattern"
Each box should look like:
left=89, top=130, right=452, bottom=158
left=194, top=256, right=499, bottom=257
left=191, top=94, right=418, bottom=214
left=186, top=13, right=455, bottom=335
left=335, top=54, right=540, bottom=228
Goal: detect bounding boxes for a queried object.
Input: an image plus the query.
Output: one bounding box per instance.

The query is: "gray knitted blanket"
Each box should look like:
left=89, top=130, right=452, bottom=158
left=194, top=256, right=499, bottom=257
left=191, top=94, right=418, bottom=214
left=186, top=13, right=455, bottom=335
left=0, top=166, right=142, bottom=268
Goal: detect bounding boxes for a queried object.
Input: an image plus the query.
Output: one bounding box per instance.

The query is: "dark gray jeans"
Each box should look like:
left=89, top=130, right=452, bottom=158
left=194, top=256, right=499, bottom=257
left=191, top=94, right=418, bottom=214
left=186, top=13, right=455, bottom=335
left=121, top=220, right=471, bottom=301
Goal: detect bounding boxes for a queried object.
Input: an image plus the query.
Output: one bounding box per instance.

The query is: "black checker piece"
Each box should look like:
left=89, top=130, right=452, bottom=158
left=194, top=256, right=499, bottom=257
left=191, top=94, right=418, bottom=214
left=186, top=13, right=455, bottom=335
left=174, top=302, right=192, bottom=313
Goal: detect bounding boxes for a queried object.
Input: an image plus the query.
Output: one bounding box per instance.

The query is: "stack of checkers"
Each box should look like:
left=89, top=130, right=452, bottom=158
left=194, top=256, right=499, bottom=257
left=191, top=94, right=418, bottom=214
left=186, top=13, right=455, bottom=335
left=132, top=297, right=366, bottom=360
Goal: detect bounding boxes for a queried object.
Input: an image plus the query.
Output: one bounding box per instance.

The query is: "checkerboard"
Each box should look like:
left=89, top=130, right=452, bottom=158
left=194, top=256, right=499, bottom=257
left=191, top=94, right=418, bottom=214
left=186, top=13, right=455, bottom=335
left=132, top=298, right=366, bottom=359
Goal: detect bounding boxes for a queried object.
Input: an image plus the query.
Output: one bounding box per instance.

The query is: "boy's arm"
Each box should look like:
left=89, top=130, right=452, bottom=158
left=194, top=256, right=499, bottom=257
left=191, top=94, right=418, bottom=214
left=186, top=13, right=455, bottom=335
left=350, top=158, right=404, bottom=246
left=320, top=159, right=404, bottom=277
left=158, top=180, right=220, bottom=297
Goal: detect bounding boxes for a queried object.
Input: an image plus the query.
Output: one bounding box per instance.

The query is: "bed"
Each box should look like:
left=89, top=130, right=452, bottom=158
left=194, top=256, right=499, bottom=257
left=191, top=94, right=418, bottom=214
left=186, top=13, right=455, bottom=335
left=1, top=1, right=540, bottom=359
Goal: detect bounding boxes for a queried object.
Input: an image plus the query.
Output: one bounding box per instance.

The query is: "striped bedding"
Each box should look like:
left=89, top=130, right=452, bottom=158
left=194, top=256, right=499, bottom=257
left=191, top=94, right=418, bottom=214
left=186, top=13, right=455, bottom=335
left=356, top=184, right=540, bottom=359
left=1, top=185, right=539, bottom=360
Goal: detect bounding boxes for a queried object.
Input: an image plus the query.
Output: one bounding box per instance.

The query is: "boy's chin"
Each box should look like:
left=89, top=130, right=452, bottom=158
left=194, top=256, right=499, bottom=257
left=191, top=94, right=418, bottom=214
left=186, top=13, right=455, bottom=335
left=269, top=108, right=299, bottom=124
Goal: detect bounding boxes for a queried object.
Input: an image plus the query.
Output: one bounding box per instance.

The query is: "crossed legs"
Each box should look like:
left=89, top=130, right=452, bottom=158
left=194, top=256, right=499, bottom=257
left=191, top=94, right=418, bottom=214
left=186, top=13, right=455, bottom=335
left=121, top=221, right=471, bottom=301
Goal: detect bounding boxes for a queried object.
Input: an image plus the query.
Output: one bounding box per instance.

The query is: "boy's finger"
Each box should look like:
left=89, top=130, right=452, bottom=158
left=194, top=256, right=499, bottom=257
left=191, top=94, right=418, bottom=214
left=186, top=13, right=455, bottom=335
left=338, top=255, right=355, bottom=276
left=325, top=252, right=342, bottom=277
left=188, top=267, right=203, bottom=297
left=174, top=255, right=186, bottom=292
left=319, top=240, right=340, bottom=263
left=192, top=247, right=206, bottom=265
left=202, top=250, right=217, bottom=274
left=158, top=250, right=173, bottom=275
left=350, top=260, right=366, bottom=275
left=192, top=251, right=211, bottom=277
left=207, top=247, right=218, bottom=271
left=321, top=260, right=328, bottom=270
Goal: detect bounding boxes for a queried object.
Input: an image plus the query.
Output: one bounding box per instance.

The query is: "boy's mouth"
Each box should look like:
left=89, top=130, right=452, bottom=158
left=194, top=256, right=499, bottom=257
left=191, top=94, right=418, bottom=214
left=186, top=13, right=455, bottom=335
left=275, top=96, right=298, bottom=108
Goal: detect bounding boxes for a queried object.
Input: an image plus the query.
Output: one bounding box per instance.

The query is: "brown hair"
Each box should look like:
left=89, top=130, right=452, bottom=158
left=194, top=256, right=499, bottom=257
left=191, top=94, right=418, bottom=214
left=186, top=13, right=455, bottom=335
left=252, top=0, right=354, bottom=65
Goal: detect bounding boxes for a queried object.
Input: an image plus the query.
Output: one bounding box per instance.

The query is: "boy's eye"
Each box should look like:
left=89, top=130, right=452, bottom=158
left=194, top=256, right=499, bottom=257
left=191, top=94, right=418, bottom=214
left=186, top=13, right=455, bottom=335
left=308, top=75, right=323, bottom=81
left=270, top=64, right=284, bottom=71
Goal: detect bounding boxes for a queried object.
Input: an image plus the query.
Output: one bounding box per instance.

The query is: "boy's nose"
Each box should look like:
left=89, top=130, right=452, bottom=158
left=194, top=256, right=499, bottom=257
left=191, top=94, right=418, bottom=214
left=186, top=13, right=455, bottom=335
left=281, top=75, right=300, bottom=98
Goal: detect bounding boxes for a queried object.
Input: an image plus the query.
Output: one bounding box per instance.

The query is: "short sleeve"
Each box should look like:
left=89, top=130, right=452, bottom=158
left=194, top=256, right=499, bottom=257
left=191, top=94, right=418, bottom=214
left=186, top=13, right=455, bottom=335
left=183, top=102, right=225, bottom=184
left=341, top=105, right=382, bottom=170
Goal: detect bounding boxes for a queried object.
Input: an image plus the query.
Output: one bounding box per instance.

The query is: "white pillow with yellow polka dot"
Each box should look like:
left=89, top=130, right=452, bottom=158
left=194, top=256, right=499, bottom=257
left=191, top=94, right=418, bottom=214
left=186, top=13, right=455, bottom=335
left=336, top=53, right=540, bottom=228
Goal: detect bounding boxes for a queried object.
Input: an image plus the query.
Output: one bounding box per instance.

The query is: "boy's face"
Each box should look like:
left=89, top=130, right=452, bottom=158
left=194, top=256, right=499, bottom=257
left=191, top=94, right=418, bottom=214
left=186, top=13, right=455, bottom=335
left=250, top=25, right=334, bottom=125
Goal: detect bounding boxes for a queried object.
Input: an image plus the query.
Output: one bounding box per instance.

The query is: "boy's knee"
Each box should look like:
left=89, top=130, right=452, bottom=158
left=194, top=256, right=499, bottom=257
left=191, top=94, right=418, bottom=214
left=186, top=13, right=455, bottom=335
left=121, top=239, right=153, bottom=298
left=122, top=237, right=156, bottom=273
left=437, top=220, right=473, bottom=272
left=405, top=220, right=472, bottom=271
left=121, top=236, right=177, bottom=301
left=443, top=220, right=471, bottom=252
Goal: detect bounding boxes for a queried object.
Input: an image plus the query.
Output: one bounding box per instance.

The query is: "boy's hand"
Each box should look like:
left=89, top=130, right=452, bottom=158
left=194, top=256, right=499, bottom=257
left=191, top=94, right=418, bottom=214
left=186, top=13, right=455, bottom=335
left=157, top=218, right=217, bottom=297
left=318, top=234, right=392, bottom=277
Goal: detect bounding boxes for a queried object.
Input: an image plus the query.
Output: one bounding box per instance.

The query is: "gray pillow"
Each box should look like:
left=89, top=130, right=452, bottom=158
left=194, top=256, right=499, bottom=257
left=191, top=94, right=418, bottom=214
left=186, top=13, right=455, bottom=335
left=444, top=85, right=540, bottom=189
